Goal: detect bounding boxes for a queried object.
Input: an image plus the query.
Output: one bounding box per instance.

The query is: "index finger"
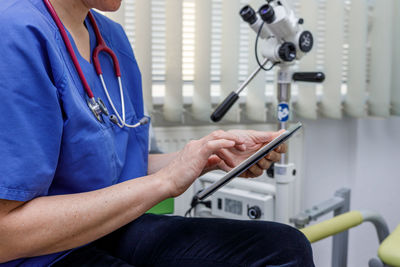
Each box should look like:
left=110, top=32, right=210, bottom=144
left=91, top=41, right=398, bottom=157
left=204, top=130, right=245, bottom=145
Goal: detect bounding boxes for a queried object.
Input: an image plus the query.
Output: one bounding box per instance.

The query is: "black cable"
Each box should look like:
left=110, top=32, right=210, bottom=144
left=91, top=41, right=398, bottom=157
left=184, top=194, right=211, bottom=217
left=184, top=207, right=194, bottom=217
left=255, top=21, right=280, bottom=71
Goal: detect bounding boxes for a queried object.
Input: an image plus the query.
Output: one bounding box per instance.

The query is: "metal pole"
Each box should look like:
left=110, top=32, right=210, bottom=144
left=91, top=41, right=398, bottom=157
left=277, top=82, right=291, bottom=164
left=235, top=58, right=269, bottom=95
left=331, top=188, right=351, bottom=267
left=274, top=65, right=295, bottom=223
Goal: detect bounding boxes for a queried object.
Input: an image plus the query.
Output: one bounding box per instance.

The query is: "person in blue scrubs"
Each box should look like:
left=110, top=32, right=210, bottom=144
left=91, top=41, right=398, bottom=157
left=0, top=0, right=314, bottom=266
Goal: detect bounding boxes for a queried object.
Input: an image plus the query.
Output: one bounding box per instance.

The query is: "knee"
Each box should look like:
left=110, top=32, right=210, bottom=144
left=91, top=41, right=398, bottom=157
left=269, top=223, right=314, bottom=267
left=244, top=221, right=314, bottom=266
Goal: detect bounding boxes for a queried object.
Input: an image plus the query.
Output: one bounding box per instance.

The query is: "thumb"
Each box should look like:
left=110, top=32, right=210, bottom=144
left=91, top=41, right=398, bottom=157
left=207, top=155, right=222, bottom=166
left=203, top=155, right=222, bottom=172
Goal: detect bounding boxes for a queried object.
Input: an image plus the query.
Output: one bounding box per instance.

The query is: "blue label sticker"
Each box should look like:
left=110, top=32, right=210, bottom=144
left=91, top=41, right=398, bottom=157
left=278, top=103, right=289, bottom=122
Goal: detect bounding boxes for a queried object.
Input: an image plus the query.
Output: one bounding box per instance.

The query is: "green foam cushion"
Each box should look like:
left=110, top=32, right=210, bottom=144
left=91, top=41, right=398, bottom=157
left=379, top=224, right=400, bottom=267
left=146, top=198, right=174, bottom=215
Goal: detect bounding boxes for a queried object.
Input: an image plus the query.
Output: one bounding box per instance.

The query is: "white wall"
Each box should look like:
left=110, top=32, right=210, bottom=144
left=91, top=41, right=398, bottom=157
left=302, top=116, right=400, bottom=267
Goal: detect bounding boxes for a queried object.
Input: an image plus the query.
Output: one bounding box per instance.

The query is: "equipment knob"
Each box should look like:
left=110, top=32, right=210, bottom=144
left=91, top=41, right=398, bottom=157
left=247, top=206, right=262, bottom=220
left=299, top=31, right=313, bottom=53
left=278, top=42, right=296, bottom=62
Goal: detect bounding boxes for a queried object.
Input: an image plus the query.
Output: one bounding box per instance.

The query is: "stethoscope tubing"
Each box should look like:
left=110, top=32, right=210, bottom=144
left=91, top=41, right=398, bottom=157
left=43, top=0, right=94, bottom=99
left=43, top=0, right=144, bottom=128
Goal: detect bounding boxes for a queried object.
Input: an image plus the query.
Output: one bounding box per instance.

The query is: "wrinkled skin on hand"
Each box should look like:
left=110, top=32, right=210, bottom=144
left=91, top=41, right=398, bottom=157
left=206, top=129, right=288, bottom=178
left=159, top=130, right=244, bottom=197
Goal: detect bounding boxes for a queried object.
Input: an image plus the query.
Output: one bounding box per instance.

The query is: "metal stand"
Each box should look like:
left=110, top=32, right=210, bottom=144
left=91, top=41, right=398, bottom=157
left=332, top=189, right=351, bottom=267
left=273, top=65, right=325, bottom=224
left=274, top=64, right=296, bottom=224
left=290, top=188, right=352, bottom=267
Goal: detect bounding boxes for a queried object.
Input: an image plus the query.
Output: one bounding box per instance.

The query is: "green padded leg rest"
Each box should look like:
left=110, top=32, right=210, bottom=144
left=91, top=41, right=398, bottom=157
left=378, top=224, right=400, bottom=267
left=146, top=198, right=174, bottom=215
left=300, top=211, right=363, bottom=243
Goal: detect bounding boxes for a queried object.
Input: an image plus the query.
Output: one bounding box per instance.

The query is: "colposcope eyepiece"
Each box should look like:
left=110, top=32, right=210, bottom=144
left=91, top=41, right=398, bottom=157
left=240, top=5, right=257, bottom=25
left=259, top=4, right=275, bottom=24
left=278, top=42, right=296, bottom=62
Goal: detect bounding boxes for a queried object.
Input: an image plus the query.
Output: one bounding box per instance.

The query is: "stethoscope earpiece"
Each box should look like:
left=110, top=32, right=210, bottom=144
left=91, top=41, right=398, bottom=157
left=109, top=115, right=119, bottom=126
left=139, top=117, right=149, bottom=125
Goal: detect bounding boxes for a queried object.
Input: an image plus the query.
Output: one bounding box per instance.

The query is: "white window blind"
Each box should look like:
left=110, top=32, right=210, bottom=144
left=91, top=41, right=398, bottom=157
left=192, top=0, right=212, bottom=121
left=107, top=0, right=400, bottom=124
left=368, top=0, right=394, bottom=117
left=392, top=0, right=400, bottom=116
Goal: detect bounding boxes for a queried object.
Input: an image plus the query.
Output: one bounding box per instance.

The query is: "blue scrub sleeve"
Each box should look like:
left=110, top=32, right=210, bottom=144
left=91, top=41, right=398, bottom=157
left=0, top=17, right=64, bottom=201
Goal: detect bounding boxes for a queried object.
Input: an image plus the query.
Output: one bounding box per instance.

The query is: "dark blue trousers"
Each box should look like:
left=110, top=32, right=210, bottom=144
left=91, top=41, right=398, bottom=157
left=54, top=214, right=314, bottom=267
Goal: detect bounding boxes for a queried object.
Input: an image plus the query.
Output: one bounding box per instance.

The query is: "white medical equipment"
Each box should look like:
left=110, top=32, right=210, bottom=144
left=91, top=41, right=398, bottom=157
left=211, top=186, right=274, bottom=221
left=43, top=0, right=149, bottom=129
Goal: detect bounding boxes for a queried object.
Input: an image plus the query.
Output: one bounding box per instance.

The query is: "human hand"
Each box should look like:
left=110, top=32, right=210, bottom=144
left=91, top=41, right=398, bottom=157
left=210, top=129, right=288, bottom=178
left=158, top=131, right=245, bottom=198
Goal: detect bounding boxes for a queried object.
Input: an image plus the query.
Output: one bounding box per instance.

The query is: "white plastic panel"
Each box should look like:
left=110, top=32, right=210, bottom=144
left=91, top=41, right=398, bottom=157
left=192, top=0, right=212, bottom=121
left=294, top=0, right=318, bottom=120
left=345, top=0, right=368, bottom=117
left=368, top=0, right=393, bottom=117
left=164, top=0, right=183, bottom=122
left=245, top=0, right=267, bottom=122
left=391, top=0, right=400, bottom=116
left=133, top=0, right=153, bottom=113
left=220, top=0, right=241, bottom=122
left=319, top=0, right=344, bottom=119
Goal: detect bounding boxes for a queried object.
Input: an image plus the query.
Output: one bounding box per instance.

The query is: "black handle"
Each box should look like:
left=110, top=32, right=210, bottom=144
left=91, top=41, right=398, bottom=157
left=210, top=92, right=240, bottom=122
left=292, top=72, right=325, bottom=83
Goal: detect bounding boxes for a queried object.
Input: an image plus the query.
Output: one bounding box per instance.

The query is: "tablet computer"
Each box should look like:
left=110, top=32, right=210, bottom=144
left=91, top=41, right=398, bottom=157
left=196, top=122, right=302, bottom=200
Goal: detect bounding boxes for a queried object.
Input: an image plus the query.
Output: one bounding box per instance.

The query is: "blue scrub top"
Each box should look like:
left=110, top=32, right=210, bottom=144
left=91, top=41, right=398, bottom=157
left=0, top=0, right=149, bottom=265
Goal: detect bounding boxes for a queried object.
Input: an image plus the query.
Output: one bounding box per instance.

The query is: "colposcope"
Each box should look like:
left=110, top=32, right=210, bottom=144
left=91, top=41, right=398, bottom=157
left=211, top=0, right=324, bottom=123
left=210, top=0, right=325, bottom=223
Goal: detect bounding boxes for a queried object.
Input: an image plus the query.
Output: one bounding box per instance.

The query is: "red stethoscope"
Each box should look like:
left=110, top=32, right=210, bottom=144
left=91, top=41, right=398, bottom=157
left=43, top=0, right=148, bottom=128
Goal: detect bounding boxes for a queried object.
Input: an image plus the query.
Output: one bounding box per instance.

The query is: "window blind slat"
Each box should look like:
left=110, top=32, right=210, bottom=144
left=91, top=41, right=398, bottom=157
left=368, top=0, right=393, bottom=117
left=294, top=0, right=318, bottom=120
left=320, top=0, right=344, bottom=119
left=192, top=0, right=212, bottom=121
left=392, top=0, right=400, bottom=116
left=245, top=0, right=267, bottom=122
left=133, top=0, right=153, bottom=112
left=220, top=0, right=241, bottom=122
left=164, top=0, right=184, bottom=122
left=345, top=0, right=368, bottom=117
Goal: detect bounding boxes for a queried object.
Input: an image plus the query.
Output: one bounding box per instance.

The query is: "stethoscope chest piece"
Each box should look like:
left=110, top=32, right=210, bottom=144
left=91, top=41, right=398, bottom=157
left=87, top=98, right=106, bottom=122
left=97, top=98, right=109, bottom=116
